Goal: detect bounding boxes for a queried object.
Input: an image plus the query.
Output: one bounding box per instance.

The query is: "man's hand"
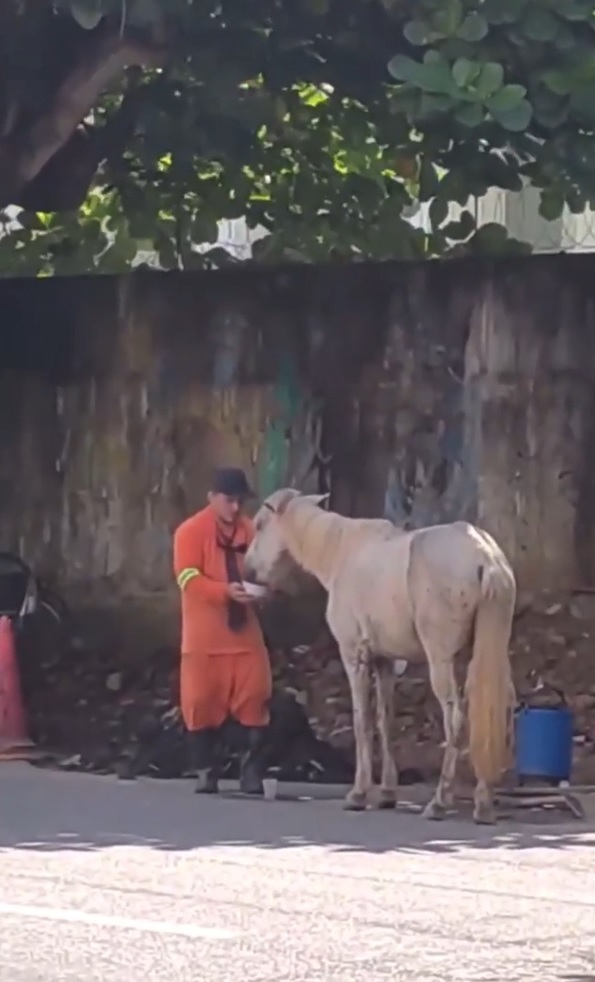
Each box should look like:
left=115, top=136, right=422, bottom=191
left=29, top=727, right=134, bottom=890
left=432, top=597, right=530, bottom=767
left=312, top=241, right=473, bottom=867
left=227, top=582, right=252, bottom=604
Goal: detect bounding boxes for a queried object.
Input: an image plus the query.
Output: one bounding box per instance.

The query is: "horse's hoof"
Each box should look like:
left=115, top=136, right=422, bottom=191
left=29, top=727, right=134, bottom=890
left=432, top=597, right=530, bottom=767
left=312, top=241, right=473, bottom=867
left=373, top=790, right=397, bottom=810
left=422, top=800, right=447, bottom=821
left=473, top=807, right=496, bottom=826
left=343, top=791, right=367, bottom=812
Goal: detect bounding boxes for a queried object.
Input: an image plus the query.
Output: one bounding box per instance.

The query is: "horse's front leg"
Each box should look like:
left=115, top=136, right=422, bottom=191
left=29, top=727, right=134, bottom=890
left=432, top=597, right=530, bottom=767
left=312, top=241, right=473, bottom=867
left=371, top=657, right=398, bottom=810
left=341, top=646, right=373, bottom=811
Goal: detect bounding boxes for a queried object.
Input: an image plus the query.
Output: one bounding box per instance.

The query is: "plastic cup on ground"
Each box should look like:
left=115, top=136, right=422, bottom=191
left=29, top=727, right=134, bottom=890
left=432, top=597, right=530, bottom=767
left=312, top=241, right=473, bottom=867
left=262, top=777, right=278, bottom=801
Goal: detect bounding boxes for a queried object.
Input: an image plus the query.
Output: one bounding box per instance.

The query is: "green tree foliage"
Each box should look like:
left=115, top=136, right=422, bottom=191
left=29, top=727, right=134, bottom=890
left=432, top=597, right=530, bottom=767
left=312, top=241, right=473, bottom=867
left=0, top=0, right=594, bottom=275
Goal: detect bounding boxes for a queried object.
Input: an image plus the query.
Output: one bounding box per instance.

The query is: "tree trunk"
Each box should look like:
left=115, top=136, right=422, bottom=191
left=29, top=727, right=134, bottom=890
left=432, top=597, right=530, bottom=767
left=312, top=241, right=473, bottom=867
left=0, top=34, right=164, bottom=210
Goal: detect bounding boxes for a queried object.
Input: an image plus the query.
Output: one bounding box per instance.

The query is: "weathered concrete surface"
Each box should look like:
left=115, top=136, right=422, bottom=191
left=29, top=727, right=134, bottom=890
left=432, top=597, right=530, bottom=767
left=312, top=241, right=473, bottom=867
left=3, top=255, right=595, bottom=616
left=1, top=763, right=594, bottom=982
left=5, top=261, right=595, bottom=790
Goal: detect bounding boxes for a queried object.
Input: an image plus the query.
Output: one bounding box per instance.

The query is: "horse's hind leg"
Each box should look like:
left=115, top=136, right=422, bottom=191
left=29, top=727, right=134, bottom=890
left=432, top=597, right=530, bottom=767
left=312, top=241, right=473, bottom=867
left=472, top=780, right=495, bottom=826
left=340, top=645, right=374, bottom=811
left=372, top=658, right=398, bottom=810
left=420, top=649, right=464, bottom=821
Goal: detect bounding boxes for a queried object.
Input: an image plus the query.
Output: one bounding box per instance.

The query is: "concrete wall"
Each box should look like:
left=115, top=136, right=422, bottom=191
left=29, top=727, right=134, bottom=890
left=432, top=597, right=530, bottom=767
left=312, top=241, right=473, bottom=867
left=1, top=255, right=595, bottom=649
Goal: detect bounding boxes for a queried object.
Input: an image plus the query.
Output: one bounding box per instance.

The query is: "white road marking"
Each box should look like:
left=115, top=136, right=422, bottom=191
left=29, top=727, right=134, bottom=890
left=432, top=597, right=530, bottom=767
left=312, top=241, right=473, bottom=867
left=0, top=902, right=238, bottom=940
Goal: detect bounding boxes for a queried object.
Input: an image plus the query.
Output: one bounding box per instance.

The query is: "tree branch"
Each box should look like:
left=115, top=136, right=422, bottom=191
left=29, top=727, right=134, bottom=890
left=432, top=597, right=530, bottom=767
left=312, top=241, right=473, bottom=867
left=0, top=33, right=165, bottom=208
left=16, top=85, right=146, bottom=212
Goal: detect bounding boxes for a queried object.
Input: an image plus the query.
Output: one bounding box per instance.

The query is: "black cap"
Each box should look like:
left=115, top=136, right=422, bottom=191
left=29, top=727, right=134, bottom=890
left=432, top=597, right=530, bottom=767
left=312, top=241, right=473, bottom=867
left=211, top=467, right=255, bottom=499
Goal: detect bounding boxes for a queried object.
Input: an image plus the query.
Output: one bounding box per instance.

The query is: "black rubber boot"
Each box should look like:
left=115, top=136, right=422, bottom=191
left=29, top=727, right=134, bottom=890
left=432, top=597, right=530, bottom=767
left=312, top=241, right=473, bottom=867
left=188, top=729, right=219, bottom=794
left=239, top=726, right=267, bottom=796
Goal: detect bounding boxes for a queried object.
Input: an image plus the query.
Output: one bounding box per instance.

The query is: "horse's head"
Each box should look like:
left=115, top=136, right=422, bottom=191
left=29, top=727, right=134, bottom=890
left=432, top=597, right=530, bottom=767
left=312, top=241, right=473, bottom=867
left=245, top=488, right=329, bottom=592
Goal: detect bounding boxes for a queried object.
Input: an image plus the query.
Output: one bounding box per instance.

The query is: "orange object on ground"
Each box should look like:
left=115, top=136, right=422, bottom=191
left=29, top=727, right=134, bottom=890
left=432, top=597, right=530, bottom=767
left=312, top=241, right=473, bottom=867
left=173, top=505, right=272, bottom=731
left=0, top=615, right=34, bottom=759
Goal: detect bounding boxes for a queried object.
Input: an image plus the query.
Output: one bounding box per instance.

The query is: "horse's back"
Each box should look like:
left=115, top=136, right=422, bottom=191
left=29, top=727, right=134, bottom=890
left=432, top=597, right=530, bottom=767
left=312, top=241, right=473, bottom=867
left=327, top=529, right=419, bottom=655
left=409, top=520, right=513, bottom=584
left=325, top=516, right=513, bottom=657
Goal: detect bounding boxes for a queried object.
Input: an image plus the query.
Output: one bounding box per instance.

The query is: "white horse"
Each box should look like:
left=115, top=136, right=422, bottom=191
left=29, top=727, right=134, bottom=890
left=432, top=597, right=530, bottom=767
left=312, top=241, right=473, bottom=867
left=245, top=489, right=517, bottom=824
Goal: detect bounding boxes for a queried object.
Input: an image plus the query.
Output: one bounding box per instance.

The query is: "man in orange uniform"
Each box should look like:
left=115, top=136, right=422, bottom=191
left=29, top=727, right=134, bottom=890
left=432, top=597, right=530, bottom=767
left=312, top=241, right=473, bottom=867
left=173, top=467, right=272, bottom=795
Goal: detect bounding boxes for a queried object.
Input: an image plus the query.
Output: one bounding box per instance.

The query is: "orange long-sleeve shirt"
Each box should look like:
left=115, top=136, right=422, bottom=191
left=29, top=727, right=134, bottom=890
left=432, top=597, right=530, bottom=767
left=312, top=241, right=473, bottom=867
left=173, top=504, right=267, bottom=656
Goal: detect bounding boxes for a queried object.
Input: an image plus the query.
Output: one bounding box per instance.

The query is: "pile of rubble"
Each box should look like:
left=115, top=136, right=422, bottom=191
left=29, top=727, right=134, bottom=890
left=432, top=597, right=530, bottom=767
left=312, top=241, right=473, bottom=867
left=288, top=591, right=595, bottom=783
left=21, top=634, right=357, bottom=784
left=19, top=589, right=595, bottom=785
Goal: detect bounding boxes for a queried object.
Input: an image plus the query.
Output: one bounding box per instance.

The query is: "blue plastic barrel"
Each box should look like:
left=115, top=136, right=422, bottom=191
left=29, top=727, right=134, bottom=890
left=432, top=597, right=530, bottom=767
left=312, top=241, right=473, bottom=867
left=515, top=706, right=573, bottom=783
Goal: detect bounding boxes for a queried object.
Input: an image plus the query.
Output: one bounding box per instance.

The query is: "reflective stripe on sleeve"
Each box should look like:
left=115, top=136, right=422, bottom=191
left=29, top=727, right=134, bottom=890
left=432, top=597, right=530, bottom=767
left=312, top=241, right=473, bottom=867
left=176, top=567, right=201, bottom=590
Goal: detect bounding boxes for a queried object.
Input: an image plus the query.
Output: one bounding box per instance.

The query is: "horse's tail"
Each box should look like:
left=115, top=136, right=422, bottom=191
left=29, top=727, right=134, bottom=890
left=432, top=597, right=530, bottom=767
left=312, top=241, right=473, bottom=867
left=466, top=561, right=516, bottom=786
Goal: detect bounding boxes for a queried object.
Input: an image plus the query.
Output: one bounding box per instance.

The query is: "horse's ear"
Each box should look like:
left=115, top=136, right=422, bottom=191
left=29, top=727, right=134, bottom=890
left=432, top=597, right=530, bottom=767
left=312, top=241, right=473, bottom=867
left=275, top=489, right=298, bottom=516
left=302, top=493, right=330, bottom=509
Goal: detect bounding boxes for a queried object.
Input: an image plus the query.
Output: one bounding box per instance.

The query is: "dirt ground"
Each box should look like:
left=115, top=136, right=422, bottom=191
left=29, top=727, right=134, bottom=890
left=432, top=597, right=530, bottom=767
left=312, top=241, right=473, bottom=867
left=20, top=587, right=595, bottom=785
left=279, top=589, right=595, bottom=783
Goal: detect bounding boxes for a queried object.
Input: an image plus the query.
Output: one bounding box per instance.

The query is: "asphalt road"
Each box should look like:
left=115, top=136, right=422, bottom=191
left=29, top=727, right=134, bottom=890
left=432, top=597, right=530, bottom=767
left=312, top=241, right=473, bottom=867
left=2, top=763, right=595, bottom=982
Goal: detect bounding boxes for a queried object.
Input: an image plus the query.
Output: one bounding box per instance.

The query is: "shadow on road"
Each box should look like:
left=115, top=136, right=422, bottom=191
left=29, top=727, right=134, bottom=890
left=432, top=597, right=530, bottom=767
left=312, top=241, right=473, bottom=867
left=2, top=764, right=595, bottom=858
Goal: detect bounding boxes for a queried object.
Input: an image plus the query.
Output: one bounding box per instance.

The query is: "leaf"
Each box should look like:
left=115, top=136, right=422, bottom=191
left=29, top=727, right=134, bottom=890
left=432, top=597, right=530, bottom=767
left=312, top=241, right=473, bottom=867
left=403, top=20, right=434, bottom=46
left=452, top=58, right=480, bottom=89
left=440, top=172, right=474, bottom=206
left=158, top=240, right=179, bottom=269
left=569, top=89, right=595, bottom=121
left=387, top=54, right=421, bottom=84
left=505, top=238, right=533, bottom=256
left=429, top=195, right=449, bottom=228
left=484, top=0, right=527, bottom=24
left=554, top=23, right=578, bottom=50
left=491, top=99, right=533, bottom=131
left=416, top=56, right=456, bottom=94
left=544, top=55, right=595, bottom=100
left=388, top=53, right=455, bottom=95
left=542, top=70, right=576, bottom=96
left=532, top=84, right=569, bottom=115
left=475, top=62, right=505, bottom=99
left=17, top=212, right=46, bottom=232
left=539, top=188, right=565, bottom=221
left=558, top=1, right=592, bottom=21
left=432, top=0, right=464, bottom=36
left=481, top=153, right=524, bottom=191
left=521, top=6, right=560, bottom=42
left=439, top=36, right=477, bottom=62
left=108, top=231, right=139, bottom=266
left=7, top=0, right=595, bottom=276
left=69, top=0, right=104, bottom=29
left=455, top=102, right=485, bottom=127
left=419, top=157, right=440, bottom=199
left=456, top=13, right=489, bottom=42
left=423, top=50, right=444, bottom=65
left=566, top=187, right=586, bottom=214
left=443, top=210, right=476, bottom=240
left=393, top=153, right=419, bottom=180
left=486, top=84, right=527, bottom=113
left=418, top=92, right=453, bottom=117
left=534, top=102, right=570, bottom=128
left=389, top=86, right=420, bottom=116
left=472, top=222, right=510, bottom=253
left=191, top=215, right=219, bottom=245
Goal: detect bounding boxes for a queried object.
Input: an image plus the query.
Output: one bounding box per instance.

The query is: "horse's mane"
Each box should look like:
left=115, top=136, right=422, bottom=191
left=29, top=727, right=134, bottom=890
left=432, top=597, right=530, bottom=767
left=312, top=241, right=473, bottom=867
left=278, top=499, right=396, bottom=586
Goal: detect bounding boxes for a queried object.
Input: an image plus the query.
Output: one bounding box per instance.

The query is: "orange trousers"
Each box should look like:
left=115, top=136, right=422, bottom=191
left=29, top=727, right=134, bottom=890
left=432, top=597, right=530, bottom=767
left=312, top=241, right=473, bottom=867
left=180, top=648, right=272, bottom=731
